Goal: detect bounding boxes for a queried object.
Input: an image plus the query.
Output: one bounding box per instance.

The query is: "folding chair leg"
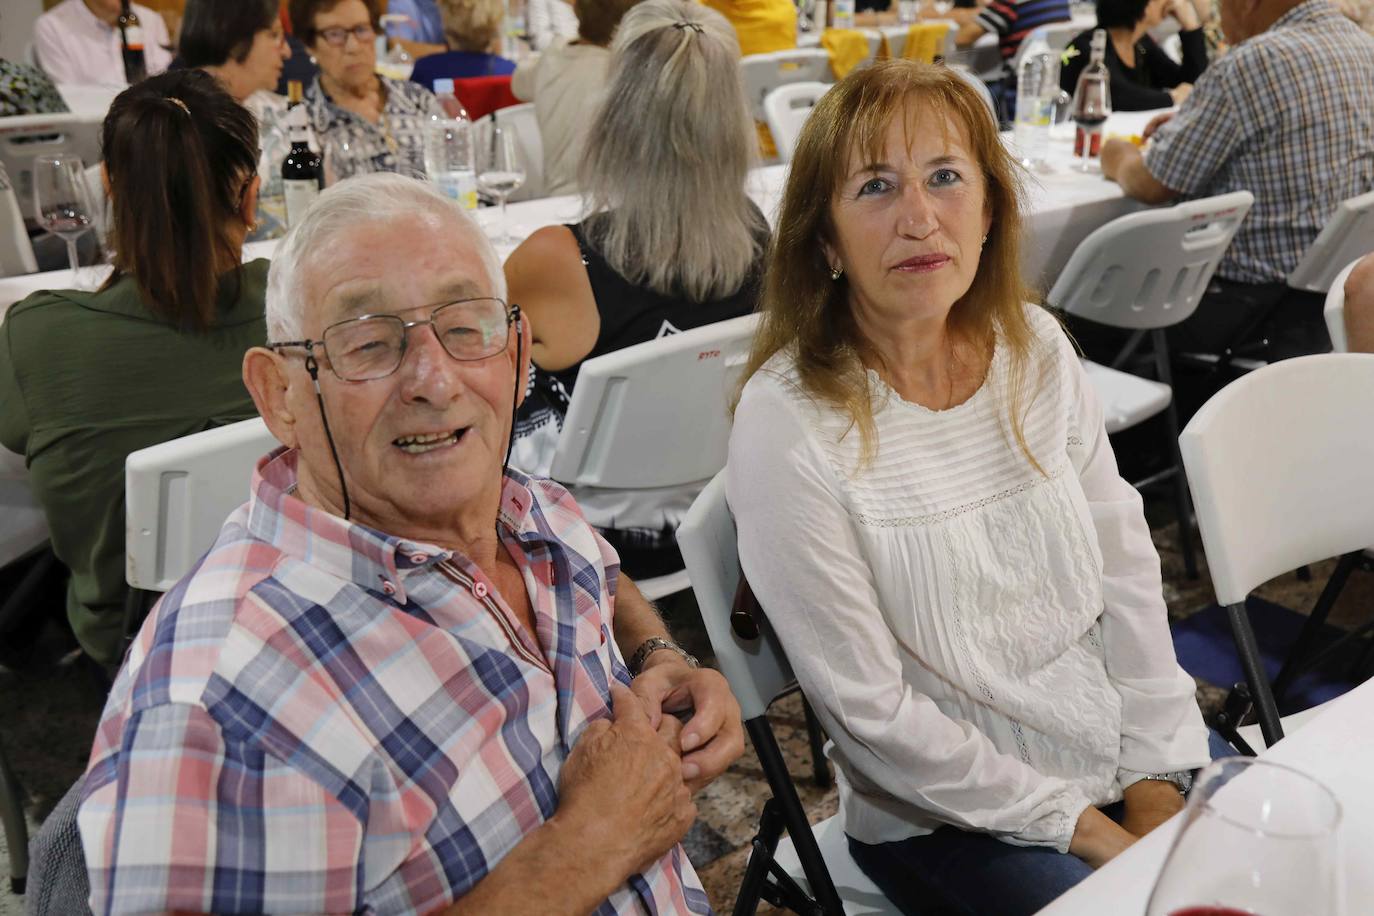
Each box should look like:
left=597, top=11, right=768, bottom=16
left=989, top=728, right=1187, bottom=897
left=1225, top=602, right=1284, bottom=747
left=734, top=798, right=784, bottom=916
left=801, top=696, right=831, bottom=789
left=1152, top=330, right=1197, bottom=579
left=0, top=732, right=29, bottom=895
left=1272, top=551, right=1361, bottom=704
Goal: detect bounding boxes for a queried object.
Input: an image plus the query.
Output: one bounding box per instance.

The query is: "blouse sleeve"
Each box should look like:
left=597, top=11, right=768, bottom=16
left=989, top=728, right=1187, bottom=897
left=728, top=374, right=1094, bottom=852
left=1058, top=335, right=1211, bottom=786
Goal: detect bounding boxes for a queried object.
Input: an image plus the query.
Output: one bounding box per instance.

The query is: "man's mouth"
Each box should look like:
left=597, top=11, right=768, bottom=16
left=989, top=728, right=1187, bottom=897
left=393, top=428, right=467, bottom=454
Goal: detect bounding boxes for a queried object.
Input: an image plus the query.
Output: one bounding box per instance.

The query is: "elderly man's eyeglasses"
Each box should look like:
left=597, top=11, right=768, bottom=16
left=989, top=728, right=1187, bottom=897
left=316, top=24, right=376, bottom=47
left=270, top=298, right=517, bottom=382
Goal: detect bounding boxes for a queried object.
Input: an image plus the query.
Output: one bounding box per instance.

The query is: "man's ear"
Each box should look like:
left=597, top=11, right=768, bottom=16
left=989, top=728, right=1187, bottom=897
left=243, top=347, right=301, bottom=448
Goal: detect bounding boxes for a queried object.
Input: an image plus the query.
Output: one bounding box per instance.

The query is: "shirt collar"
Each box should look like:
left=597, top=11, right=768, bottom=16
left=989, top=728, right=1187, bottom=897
left=247, top=447, right=542, bottom=603
left=69, top=0, right=116, bottom=33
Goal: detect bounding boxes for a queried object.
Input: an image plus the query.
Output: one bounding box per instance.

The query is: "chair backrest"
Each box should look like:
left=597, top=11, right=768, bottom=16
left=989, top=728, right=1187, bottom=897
left=763, top=81, right=829, bottom=164
left=0, top=113, right=104, bottom=222
left=1287, top=190, right=1374, bottom=294
left=947, top=65, right=997, bottom=125
left=23, top=775, right=90, bottom=916
left=125, top=418, right=279, bottom=592
left=1324, top=257, right=1362, bottom=353
left=677, top=472, right=794, bottom=720
left=549, top=314, right=757, bottom=489
left=740, top=50, right=834, bottom=121
left=0, top=162, right=37, bottom=277
left=1047, top=190, right=1254, bottom=331
left=1010, top=21, right=1083, bottom=72
left=880, top=21, right=958, bottom=62
left=486, top=102, right=544, bottom=203
left=1179, top=353, right=1374, bottom=606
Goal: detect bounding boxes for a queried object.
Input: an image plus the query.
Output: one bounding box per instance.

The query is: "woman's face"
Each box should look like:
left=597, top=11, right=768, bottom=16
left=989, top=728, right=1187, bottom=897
left=309, top=0, right=378, bottom=92
left=824, top=105, right=993, bottom=333
left=234, top=21, right=290, bottom=97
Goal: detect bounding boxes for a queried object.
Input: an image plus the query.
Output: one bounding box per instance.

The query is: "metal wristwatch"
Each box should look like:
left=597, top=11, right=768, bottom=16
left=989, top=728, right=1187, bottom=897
left=1138, top=770, right=1194, bottom=795
left=628, top=637, right=699, bottom=676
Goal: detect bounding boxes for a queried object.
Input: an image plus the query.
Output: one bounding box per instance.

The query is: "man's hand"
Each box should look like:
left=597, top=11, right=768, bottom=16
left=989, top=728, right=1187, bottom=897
left=1068, top=805, right=1138, bottom=869
left=1100, top=138, right=1135, bottom=182
left=1120, top=779, right=1186, bottom=838
left=1142, top=111, right=1176, bottom=141
left=631, top=656, right=745, bottom=793
left=553, top=684, right=698, bottom=879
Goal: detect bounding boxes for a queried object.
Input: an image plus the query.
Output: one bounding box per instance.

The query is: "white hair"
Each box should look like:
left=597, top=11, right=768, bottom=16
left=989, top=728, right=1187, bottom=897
left=265, top=172, right=507, bottom=341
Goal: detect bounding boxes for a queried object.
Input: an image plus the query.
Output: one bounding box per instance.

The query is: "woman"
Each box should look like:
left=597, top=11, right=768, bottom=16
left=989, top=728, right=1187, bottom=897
left=288, top=0, right=443, bottom=181
left=727, top=60, right=1221, bottom=915
left=0, top=70, right=268, bottom=674
left=510, top=0, right=642, bottom=196
left=1060, top=0, right=1207, bottom=110
left=179, top=0, right=291, bottom=118
left=505, top=0, right=768, bottom=579
left=410, top=0, right=517, bottom=87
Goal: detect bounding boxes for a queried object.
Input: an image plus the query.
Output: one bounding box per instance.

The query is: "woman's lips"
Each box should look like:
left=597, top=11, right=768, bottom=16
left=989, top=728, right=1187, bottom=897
left=893, top=254, right=950, bottom=273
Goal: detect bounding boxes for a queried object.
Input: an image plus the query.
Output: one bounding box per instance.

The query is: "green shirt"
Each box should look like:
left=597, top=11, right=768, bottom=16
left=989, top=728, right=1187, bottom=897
left=0, top=261, right=269, bottom=667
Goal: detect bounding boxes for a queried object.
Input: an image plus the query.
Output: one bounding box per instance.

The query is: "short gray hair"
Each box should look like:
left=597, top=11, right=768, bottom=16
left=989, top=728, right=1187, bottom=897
left=265, top=173, right=507, bottom=341
left=578, top=0, right=764, bottom=302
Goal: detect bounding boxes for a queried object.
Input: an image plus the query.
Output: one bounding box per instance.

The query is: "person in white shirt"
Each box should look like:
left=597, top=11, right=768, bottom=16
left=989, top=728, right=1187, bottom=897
left=33, top=0, right=172, bottom=86
left=727, top=59, right=1226, bottom=916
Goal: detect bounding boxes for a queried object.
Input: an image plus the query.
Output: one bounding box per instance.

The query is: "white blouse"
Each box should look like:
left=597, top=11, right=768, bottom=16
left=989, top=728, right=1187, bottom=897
left=726, top=305, right=1209, bottom=852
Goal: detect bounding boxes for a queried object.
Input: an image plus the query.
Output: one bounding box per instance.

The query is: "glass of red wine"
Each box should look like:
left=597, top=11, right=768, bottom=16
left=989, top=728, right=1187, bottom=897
left=32, top=152, right=94, bottom=274
left=1145, top=757, right=1343, bottom=916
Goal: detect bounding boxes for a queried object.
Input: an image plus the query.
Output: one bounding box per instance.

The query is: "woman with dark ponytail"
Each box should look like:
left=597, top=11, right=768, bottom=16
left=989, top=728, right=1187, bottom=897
left=0, top=68, right=269, bottom=673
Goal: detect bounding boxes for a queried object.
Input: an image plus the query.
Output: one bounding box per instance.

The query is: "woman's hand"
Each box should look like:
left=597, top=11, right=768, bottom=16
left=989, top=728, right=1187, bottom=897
left=1167, top=82, right=1193, bottom=105
left=1068, top=806, right=1138, bottom=869
left=1120, top=779, right=1186, bottom=838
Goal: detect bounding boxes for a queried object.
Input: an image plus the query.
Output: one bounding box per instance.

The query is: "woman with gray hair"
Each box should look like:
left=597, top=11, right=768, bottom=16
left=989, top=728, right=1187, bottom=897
left=504, top=0, right=767, bottom=580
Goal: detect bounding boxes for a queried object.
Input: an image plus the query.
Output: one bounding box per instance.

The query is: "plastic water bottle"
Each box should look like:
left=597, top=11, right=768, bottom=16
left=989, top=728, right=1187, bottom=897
left=425, top=80, right=477, bottom=210
left=898, top=0, right=918, bottom=24
left=833, top=0, right=855, bottom=29
left=1014, top=35, right=1059, bottom=168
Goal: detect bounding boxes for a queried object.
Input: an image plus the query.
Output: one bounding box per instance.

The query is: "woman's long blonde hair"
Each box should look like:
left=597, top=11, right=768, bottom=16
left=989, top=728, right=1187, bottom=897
left=738, top=60, right=1044, bottom=469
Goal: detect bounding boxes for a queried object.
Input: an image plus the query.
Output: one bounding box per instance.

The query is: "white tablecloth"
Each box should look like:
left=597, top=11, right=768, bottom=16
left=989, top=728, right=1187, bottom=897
left=1038, top=677, right=1374, bottom=915
left=56, top=84, right=123, bottom=121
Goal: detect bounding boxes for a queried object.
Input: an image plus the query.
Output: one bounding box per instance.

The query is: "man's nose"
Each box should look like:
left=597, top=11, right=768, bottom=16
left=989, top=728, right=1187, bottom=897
left=396, top=325, right=466, bottom=405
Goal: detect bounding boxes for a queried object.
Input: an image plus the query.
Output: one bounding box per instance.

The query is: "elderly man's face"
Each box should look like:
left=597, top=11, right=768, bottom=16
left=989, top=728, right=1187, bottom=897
left=287, top=213, right=522, bottom=540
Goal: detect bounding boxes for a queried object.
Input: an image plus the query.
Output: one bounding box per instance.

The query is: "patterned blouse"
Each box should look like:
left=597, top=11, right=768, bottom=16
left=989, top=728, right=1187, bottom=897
left=303, top=73, right=443, bottom=182
left=0, top=59, right=69, bottom=118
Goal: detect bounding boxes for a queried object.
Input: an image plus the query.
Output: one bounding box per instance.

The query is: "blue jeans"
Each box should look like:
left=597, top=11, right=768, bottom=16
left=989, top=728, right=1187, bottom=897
left=847, top=730, right=1236, bottom=916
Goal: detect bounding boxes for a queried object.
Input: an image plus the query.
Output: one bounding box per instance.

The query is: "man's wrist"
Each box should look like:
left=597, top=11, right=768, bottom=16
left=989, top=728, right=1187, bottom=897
left=629, top=637, right=698, bottom=676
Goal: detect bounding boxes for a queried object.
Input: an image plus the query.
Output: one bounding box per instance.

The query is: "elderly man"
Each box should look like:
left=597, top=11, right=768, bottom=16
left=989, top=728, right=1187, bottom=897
left=77, top=173, right=743, bottom=914
left=1100, top=0, right=1374, bottom=358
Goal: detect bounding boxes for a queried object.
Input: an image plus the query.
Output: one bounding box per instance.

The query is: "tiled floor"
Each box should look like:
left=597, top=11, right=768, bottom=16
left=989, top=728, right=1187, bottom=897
left=1, top=512, right=1369, bottom=915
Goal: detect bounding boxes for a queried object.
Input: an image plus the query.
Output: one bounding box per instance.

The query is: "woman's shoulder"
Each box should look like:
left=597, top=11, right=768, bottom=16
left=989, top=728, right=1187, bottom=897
left=384, top=75, right=438, bottom=110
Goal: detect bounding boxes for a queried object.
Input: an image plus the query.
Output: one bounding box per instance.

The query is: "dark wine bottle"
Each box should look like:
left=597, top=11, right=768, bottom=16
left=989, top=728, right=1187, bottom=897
left=281, top=81, right=322, bottom=228
left=117, top=0, right=147, bottom=84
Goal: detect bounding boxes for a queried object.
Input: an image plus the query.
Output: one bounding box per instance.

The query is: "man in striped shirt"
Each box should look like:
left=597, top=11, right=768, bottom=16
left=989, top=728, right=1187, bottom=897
left=957, top=0, right=1073, bottom=75
left=78, top=173, right=743, bottom=915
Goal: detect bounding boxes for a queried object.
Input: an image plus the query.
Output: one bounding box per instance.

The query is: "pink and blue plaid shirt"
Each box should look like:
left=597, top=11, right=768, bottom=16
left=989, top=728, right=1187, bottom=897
left=78, top=448, right=712, bottom=915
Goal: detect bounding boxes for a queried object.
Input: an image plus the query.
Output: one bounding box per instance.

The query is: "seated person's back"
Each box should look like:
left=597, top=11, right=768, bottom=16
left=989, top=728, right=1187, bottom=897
left=505, top=0, right=768, bottom=578
left=974, top=0, right=1073, bottom=75
left=412, top=0, right=517, bottom=87
left=1060, top=0, right=1208, bottom=110
left=0, top=70, right=267, bottom=674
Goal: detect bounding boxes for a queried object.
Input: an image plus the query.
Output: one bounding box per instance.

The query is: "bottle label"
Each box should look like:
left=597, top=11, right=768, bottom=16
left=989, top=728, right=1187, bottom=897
left=833, top=0, right=855, bottom=28
left=124, top=25, right=144, bottom=51
left=434, top=171, right=478, bottom=210
left=283, top=179, right=320, bottom=227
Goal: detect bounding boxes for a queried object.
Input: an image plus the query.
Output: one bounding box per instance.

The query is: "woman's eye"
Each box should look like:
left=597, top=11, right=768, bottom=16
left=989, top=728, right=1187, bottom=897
left=858, top=177, right=890, bottom=197
left=931, top=168, right=961, bottom=187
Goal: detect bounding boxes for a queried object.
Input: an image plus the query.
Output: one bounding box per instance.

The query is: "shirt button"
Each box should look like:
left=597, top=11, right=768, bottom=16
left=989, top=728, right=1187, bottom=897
left=473, top=581, right=489, bottom=599
left=381, top=580, right=397, bottom=596
left=410, top=553, right=428, bottom=564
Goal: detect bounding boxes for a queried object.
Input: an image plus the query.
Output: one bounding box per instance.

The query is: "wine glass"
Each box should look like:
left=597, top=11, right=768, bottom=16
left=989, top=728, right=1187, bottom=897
left=1071, top=65, right=1112, bottom=172
left=476, top=125, right=525, bottom=244
left=1146, top=757, right=1343, bottom=916
left=32, top=153, right=94, bottom=273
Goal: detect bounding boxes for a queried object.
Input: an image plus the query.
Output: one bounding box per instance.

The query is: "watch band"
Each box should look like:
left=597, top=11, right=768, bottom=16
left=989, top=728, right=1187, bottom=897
left=628, top=636, right=699, bottom=676
left=1138, top=771, right=1193, bottom=795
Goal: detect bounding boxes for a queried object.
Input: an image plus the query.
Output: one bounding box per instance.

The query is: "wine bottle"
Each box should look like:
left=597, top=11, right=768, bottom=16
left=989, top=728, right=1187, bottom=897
left=117, top=0, right=147, bottom=85
left=281, top=81, right=322, bottom=228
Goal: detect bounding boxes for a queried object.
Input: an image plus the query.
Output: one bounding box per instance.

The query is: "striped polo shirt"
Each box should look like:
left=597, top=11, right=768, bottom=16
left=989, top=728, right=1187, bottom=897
left=976, top=0, right=1073, bottom=75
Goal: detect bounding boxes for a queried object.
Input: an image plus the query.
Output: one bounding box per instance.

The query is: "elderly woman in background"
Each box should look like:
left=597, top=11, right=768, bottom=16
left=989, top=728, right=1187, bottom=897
left=1060, top=0, right=1207, bottom=110
left=0, top=70, right=268, bottom=674
left=511, top=0, right=643, bottom=196
left=289, top=0, right=442, bottom=181
left=727, top=60, right=1224, bottom=915
left=411, top=0, right=517, bottom=86
left=179, top=0, right=291, bottom=119
left=505, top=0, right=768, bottom=580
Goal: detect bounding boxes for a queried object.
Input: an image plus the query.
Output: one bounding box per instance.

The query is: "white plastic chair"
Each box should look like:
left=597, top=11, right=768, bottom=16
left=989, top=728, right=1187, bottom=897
left=763, top=81, right=829, bottom=164
left=677, top=473, right=899, bottom=915
left=1324, top=258, right=1362, bottom=354
left=1287, top=189, right=1374, bottom=295
left=548, top=315, right=757, bottom=600
left=0, top=163, right=37, bottom=277
left=125, top=417, right=279, bottom=593
left=478, top=103, right=544, bottom=203
left=1050, top=190, right=1255, bottom=579
left=880, top=21, right=958, bottom=62
left=0, top=112, right=104, bottom=222
left=741, top=49, right=834, bottom=122
left=1179, top=353, right=1374, bottom=749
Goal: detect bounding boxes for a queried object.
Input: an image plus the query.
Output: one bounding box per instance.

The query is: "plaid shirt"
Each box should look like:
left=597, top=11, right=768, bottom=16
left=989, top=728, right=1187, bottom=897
left=78, top=448, right=712, bottom=915
left=1145, top=0, right=1374, bottom=284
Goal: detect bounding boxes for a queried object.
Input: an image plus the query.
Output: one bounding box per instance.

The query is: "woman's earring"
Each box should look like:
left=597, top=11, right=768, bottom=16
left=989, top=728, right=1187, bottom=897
left=830, top=265, right=844, bottom=281
left=981, top=234, right=989, bottom=246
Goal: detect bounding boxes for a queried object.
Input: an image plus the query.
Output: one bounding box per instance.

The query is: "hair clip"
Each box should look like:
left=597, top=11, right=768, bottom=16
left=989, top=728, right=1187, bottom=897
left=166, top=96, right=191, bottom=116
left=672, top=20, right=704, bottom=33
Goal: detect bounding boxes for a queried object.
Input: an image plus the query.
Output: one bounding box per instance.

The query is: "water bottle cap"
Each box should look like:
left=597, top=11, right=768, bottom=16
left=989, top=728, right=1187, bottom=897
left=434, top=78, right=455, bottom=95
